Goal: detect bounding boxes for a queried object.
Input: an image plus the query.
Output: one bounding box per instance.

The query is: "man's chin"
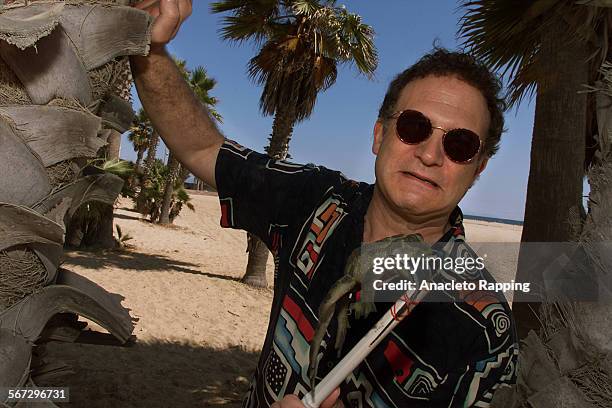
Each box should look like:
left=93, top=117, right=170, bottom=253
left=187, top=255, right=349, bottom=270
left=388, top=194, right=442, bottom=215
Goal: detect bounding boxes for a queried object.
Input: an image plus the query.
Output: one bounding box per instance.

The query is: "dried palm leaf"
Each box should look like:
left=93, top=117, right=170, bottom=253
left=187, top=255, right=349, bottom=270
left=0, top=328, right=31, bottom=400
left=0, top=27, right=93, bottom=105
left=0, top=105, right=103, bottom=167
left=59, top=4, right=152, bottom=71
left=0, top=3, right=63, bottom=49
left=98, top=93, right=135, bottom=132
left=0, top=118, right=51, bottom=206
left=0, top=275, right=133, bottom=343
left=0, top=203, right=63, bottom=252
left=32, top=173, right=123, bottom=229
left=55, top=268, right=133, bottom=339
left=0, top=203, right=64, bottom=304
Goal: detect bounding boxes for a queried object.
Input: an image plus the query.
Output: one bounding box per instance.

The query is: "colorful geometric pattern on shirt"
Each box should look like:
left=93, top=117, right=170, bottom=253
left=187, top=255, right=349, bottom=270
left=289, top=188, right=348, bottom=282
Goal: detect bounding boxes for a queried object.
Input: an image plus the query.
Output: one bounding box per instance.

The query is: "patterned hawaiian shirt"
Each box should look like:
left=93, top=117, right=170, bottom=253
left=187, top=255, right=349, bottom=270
left=215, top=139, right=519, bottom=407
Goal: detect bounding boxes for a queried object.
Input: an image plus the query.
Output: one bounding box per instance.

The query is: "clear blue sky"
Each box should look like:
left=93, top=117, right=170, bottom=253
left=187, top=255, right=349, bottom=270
left=122, top=0, right=539, bottom=221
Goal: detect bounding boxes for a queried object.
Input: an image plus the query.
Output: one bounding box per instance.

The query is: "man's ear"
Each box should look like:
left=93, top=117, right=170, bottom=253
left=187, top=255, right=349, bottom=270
left=373, top=120, right=384, bottom=155
left=468, top=156, right=489, bottom=189
left=475, top=156, right=489, bottom=177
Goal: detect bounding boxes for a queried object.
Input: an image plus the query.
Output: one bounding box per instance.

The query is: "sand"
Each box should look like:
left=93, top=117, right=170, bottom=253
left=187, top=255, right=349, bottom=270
left=39, top=193, right=522, bottom=407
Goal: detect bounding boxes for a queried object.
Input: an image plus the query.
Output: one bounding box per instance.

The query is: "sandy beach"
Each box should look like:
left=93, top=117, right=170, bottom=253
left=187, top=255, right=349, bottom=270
left=40, top=193, right=522, bottom=407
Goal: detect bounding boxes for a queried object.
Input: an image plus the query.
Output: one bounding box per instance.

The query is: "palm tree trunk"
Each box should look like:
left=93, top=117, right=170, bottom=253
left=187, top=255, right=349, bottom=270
left=79, top=130, right=122, bottom=249
left=513, top=17, right=590, bottom=338
left=106, top=129, right=121, bottom=160
left=136, top=129, right=159, bottom=213
left=130, top=147, right=146, bottom=191
left=143, top=130, right=160, bottom=172
left=242, top=104, right=296, bottom=288
left=135, top=148, right=145, bottom=175
left=158, top=151, right=180, bottom=225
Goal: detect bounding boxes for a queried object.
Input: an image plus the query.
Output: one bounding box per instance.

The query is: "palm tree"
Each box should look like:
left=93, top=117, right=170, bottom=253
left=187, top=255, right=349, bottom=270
left=135, top=108, right=160, bottom=213
left=458, top=0, right=610, bottom=338
left=488, top=61, right=612, bottom=408
left=158, top=62, right=222, bottom=225
left=128, top=108, right=153, bottom=177
left=212, top=0, right=378, bottom=287
left=0, top=0, right=151, bottom=395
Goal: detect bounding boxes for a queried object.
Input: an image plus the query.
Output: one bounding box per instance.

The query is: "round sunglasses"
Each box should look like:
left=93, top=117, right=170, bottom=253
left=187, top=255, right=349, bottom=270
left=388, top=109, right=483, bottom=163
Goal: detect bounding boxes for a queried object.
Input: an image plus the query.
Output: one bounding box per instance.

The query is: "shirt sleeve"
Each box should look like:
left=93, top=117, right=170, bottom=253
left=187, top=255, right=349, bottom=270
left=214, top=139, right=346, bottom=250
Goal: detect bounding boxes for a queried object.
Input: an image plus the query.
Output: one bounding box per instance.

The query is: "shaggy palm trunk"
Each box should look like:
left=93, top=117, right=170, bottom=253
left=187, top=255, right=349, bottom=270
left=242, top=104, right=296, bottom=288
left=513, top=18, right=589, bottom=339
left=490, top=99, right=612, bottom=408
left=159, top=151, right=180, bottom=225
left=0, top=1, right=152, bottom=396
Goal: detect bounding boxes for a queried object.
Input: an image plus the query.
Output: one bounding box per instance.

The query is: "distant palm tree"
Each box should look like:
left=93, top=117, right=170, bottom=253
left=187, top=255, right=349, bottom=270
left=158, top=61, right=222, bottom=225
left=128, top=108, right=152, bottom=177
left=135, top=108, right=159, bottom=213
left=459, top=0, right=610, bottom=337
left=212, top=0, right=378, bottom=287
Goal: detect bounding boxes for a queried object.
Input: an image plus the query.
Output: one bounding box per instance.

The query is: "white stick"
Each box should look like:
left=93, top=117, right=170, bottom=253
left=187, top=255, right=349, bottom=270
left=301, top=289, right=428, bottom=408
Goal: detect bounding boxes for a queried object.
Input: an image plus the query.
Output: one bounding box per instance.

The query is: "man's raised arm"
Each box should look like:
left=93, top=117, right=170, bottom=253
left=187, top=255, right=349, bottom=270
left=130, top=0, right=223, bottom=189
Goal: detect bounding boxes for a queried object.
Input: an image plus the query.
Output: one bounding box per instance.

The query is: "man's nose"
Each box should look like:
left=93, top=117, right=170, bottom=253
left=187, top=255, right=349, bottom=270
left=414, top=129, right=444, bottom=166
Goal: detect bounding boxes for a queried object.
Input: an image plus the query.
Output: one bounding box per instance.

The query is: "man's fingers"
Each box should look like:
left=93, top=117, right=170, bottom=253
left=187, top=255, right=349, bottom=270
left=320, top=388, right=341, bottom=408
left=151, top=0, right=181, bottom=44
left=271, top=394, right=303, bottom=407
left=134, top=0, right=190, bottom=46
left=170, top=0, right=192, bottom=39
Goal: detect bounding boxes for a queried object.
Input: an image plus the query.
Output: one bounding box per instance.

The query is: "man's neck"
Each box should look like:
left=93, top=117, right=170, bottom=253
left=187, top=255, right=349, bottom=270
left=363, top=185, right=452, bottom=245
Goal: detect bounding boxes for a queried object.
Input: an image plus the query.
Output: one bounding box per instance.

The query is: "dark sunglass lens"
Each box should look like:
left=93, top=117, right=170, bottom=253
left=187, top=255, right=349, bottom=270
left=396, top=110, right=431, bottom=144
left=444, top=129, right=481, bottom=162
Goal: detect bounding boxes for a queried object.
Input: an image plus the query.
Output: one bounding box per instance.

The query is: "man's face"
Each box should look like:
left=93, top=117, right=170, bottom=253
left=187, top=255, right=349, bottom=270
left=372, top=75, right=490, bottom=220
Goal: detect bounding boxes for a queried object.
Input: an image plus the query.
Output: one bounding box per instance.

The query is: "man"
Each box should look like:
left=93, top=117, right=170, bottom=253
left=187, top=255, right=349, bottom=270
left=131, top=1, right=518, bottom=407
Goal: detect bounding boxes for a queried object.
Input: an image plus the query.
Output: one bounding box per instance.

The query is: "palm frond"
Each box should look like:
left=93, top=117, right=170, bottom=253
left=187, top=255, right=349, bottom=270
left=216, top=0, right=376, bottom=122
left=96, top=159, right=133, bottom=177
left=212, top=0, right=282, bottom=44
left=210, top=0, right=253, bottom=14
left=292, top=0, right=322, bottom=16
left=459, top=0, right=612, bottom=106
left=333, top=9, right=378, bottom=77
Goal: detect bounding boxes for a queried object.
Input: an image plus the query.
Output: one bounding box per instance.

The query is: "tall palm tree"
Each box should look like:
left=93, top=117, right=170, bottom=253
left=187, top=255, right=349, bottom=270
left=158, top=62, right=222, bottom=224
left=487, top=61, right=612, bottom=408
left=458, top=0, right=610, bottom=338
left=212, top=0, right=378, bottom=287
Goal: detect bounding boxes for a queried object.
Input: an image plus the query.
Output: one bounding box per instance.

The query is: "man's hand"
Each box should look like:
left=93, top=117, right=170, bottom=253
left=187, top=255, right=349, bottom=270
left=271, top=389, right=342, bottom=408
left=134, top=0, right=192, bottom=49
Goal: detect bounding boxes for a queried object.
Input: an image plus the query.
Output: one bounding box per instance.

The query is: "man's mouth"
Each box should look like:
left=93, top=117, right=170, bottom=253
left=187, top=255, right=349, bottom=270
left=402, top=171, right=439, bottom=188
